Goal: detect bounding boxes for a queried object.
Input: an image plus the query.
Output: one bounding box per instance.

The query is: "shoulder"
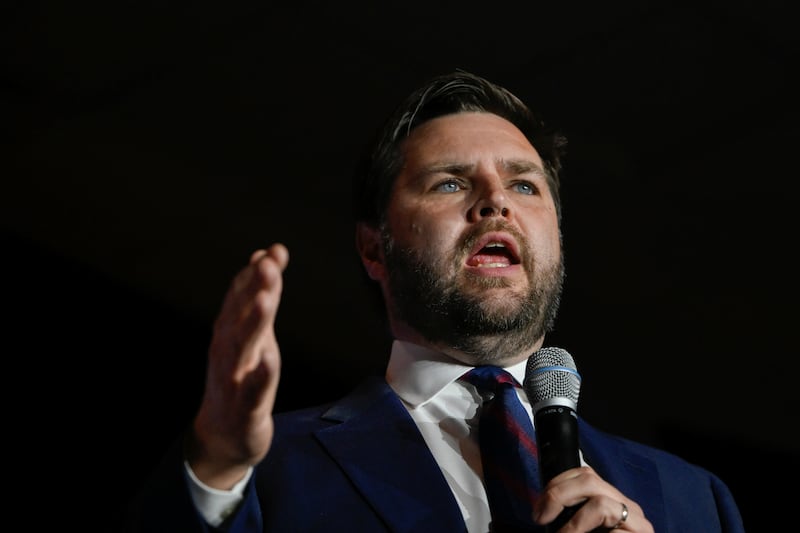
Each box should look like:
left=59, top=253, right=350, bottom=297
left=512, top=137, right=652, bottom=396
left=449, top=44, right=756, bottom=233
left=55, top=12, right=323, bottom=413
left=577, top=418, right=744, bottom=531
left=577, top=417, right=735, bottom=489
left=272, top=375, right=403, bottom=435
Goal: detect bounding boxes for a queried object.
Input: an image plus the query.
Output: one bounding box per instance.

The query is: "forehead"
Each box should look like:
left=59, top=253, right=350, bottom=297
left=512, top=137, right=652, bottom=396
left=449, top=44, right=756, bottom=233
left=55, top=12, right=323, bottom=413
left=401, top=112, right=543, bottom=167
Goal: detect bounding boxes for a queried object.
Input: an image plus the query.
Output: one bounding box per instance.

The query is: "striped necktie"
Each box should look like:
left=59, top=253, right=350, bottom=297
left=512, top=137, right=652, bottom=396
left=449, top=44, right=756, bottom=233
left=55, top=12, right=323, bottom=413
left=464, top=366, right=543, bottom=532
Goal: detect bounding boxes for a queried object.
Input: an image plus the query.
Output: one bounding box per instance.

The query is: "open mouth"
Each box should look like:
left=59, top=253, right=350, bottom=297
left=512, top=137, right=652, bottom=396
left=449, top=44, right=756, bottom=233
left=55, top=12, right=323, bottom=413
left=466, top=234, right=521, bottom=268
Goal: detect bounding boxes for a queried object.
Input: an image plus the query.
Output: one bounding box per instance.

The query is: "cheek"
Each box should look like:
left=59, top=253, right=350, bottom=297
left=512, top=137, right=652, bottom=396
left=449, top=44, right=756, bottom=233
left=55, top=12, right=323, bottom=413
left=522, top=219, right=561, bottom=262
left=396, top=222, right=454, bottom=254
left=540, top=237, right=562, bottom=266
left=408, top=221, right=425, bottom=236
left=389, top=205, right=462, bottom=247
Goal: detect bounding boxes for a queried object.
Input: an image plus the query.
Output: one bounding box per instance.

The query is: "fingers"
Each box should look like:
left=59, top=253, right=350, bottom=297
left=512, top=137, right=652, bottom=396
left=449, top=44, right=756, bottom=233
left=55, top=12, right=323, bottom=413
left=222, top=244, right=289, bottom=325
left=534, top=466, right=654, bottom=532
left=565, top=497, right=647, bottom=532
left=205, top=242, right=291, bottom=415
left=233, top=245, right=289, bottom=379
left=213, top=244, right=290, bottom=375
left=189, top=244, right=291, bottom=488
left=251, top=242, right=289, bottom=271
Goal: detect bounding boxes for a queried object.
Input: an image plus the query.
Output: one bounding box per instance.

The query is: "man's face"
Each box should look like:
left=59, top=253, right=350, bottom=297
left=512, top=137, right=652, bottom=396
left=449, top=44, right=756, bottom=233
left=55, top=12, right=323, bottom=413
left=380, top=112, right=564, bottom=364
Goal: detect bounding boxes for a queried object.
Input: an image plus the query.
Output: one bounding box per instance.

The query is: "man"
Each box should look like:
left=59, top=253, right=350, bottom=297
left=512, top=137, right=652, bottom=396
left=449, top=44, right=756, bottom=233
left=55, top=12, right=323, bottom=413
left=125, top=70, right=744, bottom=532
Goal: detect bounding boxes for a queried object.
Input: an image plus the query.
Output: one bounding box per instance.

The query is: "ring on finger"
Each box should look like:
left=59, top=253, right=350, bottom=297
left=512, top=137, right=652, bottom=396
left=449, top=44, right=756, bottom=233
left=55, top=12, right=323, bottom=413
left=612, top=502, right=629, bottom=529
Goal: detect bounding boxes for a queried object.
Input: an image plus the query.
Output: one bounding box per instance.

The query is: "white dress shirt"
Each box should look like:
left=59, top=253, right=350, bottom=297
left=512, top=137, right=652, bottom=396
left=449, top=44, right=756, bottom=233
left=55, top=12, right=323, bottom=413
left=386, top=340, right=534, bottom=533
left=186, top=340, right=582, bottom=530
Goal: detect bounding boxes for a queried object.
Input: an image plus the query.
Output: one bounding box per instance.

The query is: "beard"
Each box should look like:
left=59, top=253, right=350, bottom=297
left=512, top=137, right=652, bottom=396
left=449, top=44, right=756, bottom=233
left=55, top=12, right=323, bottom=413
left=382, top=220, right=565, bottom=364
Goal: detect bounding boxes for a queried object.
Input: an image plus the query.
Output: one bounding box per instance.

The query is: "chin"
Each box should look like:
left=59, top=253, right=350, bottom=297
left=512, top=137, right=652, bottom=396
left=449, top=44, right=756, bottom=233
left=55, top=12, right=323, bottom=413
left=476, top=295, right=526, bottom=317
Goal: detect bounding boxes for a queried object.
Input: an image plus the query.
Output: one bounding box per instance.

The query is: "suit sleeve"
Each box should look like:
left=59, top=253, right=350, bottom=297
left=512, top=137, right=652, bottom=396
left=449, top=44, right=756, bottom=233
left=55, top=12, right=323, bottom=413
left=121, top=436, right=263, bottom=533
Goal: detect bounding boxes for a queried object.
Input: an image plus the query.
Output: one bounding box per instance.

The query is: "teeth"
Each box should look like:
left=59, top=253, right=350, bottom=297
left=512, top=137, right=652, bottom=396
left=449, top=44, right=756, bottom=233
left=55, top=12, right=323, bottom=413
left=477, top=263, right=510, bottom=268
left=485, top=242, right=506, bottom=248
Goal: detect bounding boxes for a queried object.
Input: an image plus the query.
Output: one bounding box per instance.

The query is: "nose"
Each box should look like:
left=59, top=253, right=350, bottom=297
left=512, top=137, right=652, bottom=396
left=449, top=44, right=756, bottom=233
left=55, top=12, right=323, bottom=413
left=468, top=184, right=510, bottom=222
left=479, top=205, right=509, bottom=217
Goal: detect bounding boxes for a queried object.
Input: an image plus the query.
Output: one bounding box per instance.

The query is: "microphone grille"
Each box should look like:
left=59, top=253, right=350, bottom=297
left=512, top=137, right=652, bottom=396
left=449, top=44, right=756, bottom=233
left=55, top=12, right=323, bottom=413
left=523, top=347, right=581, bottom=406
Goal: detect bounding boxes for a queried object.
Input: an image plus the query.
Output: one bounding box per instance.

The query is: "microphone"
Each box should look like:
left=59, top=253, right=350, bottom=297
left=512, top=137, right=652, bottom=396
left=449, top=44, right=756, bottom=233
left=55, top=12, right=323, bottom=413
left=523, top=347, right=582, bottom=531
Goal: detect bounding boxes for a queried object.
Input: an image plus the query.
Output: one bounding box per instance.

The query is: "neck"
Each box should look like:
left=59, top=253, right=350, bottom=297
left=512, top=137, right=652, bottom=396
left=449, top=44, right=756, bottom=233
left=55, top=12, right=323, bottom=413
left=391, top=323, right=543, bottom=368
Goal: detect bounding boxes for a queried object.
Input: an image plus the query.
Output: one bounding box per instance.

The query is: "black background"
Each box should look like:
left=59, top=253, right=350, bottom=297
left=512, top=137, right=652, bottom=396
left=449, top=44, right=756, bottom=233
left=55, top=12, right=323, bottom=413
left=4, top=2, right=797, bottom=531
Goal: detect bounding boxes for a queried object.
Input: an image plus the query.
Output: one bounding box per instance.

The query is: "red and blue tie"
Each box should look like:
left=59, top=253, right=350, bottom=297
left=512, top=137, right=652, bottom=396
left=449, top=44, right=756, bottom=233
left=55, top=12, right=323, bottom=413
left=464, top=366, right=543, bottom=532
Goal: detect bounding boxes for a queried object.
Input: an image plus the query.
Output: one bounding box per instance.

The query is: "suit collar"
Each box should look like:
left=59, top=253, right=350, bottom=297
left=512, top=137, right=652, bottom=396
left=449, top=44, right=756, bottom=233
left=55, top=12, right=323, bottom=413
left=316, top=377, right=466, bottom=532
left=386, top=340, right=530, bottom=408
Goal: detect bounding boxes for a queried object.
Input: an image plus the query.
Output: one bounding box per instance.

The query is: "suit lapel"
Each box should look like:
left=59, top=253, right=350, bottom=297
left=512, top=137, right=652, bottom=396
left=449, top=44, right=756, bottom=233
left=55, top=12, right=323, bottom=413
left=315, top=377, right=466, bottom=533
left=311, top=381, right=669, bottom=532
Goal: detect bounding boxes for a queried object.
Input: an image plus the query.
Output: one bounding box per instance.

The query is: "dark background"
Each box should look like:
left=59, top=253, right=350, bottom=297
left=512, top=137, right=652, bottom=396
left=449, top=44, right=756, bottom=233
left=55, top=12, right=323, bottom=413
left=3, top=1, right=797, bottom=531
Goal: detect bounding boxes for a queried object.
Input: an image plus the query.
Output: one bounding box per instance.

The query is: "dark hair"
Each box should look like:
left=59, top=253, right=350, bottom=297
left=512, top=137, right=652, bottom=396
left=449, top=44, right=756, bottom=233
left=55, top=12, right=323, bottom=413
left=353, top=70, right=568, bottom=227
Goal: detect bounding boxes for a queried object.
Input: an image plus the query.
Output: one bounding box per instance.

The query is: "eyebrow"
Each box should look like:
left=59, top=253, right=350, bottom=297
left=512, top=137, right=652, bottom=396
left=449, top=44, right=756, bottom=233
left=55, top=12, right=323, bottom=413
left=503, top=158, right=547, bottom=177
left=421, top=158, right=544, bottom=176
left=420, top=162, right=472, bottom=176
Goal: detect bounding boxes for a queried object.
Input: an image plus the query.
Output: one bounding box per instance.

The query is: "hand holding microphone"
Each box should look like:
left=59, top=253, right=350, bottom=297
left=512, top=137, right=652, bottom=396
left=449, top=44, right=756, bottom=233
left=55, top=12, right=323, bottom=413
left=524, top=348, right=651, bottom=532
left=524, top=347, right=583, bottom=531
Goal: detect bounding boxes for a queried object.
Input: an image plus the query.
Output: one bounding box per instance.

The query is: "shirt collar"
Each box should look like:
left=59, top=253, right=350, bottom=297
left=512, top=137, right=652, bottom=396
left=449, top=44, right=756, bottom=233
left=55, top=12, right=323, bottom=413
left=386, top=340, right=529, bottom=408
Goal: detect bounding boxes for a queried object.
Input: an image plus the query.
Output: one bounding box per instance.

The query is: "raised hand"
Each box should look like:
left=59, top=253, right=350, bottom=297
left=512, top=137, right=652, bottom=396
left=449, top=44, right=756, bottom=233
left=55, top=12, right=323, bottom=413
left=187, top=243, right=290, bottom=490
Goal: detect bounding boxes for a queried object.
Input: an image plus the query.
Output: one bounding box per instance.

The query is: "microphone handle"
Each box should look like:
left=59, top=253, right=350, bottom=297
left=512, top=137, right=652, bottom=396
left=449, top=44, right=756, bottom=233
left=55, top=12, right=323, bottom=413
left=535, top=404, right=583, bottom=532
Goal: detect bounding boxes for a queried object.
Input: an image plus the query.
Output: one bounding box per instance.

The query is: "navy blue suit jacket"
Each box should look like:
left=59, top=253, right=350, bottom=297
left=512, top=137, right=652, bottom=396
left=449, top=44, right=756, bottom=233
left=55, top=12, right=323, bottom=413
left=126, top=376, right=745, bottom=532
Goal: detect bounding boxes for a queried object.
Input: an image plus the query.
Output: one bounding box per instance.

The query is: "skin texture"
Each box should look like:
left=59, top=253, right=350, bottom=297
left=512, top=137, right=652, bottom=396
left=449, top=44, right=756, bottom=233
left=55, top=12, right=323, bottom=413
left=187, top=112, right=654, bottom=532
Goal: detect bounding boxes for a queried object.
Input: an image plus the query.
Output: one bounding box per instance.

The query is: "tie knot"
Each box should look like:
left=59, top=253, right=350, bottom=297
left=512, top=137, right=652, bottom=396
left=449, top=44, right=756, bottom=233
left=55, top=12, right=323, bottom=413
left=464, top=366, right=518, bottom=392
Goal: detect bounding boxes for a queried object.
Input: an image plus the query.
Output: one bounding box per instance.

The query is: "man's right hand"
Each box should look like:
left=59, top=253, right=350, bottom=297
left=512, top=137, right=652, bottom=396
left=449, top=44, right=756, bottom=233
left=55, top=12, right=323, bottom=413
left=186, top=243, right=289, bottom=490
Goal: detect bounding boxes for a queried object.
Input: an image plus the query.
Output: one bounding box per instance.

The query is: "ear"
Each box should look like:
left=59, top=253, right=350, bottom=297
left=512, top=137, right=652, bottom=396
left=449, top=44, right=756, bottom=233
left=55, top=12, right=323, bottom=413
left=355, top=222, right=386, bottom=282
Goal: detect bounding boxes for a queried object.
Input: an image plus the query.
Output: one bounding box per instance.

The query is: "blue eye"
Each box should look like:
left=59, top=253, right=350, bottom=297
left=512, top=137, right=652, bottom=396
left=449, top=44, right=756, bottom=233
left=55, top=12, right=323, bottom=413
left=436, top=180, right=462, bottom=193
left=514, top=182, right=536, bottom=195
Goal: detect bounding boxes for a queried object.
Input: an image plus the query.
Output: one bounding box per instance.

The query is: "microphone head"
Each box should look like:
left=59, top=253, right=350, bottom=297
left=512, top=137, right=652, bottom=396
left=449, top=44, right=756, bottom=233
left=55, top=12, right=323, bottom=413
left=523, top=347, right=581, bottom=409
